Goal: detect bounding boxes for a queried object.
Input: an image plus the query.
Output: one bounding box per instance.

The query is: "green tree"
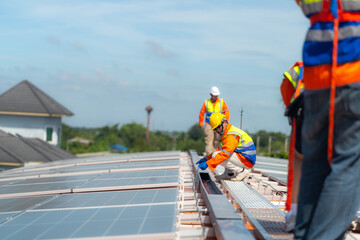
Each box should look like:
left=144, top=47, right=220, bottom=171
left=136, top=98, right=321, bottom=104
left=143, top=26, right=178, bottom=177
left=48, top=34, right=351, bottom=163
left=61, top=121, right=288, bottom=159
left=251, top=130, right=289, bottom=159
left=188, top=124, right=204, bottom=141
left=118, top=122, right=146, bottom=148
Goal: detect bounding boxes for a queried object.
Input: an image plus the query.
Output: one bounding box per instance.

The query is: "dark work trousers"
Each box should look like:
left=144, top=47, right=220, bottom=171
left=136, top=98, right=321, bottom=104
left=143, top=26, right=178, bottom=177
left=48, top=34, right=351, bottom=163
left=294, top=84, right=360, bottom=240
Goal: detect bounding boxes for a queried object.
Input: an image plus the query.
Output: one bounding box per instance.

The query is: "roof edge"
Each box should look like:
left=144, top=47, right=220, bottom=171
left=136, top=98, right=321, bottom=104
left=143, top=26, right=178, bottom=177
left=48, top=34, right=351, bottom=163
left=0, top=111, right=73, bottom=117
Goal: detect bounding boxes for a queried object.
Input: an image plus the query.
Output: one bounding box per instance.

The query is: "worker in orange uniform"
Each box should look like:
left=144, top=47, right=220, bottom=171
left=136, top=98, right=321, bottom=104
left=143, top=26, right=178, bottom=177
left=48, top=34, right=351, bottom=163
left=280, top=61, right=304, bottom=232
left=196, top=113, right=256, bottom=181
left=198, top=86, right=230, bottom=156
left=294, top=1, right=360, bottom=239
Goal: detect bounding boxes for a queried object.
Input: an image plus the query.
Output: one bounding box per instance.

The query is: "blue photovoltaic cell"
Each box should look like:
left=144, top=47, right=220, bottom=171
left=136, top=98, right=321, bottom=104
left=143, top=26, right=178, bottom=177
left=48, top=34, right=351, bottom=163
left=47, top=160, right=179, bottom=174
left=74, top=175, right=178, bottom=190
left=0, top=204, right=177, bottom=239
left=264, top=173, right=287, bottom=183
left=97, top=169, right=178, bottom=179
left=254, top=163, right=287, bottom=173
left=35, top=188, right=178, bottom=210
left=0, top=213, right=16, bottom=223
left=256, top=156, right=287, bottom=165
left=255, top=157, right=288, bottom=183
left=0, top=179, right=24, bottom=187
left=12, top=174, right=100, bottom=185
left=80, top=151, right=180, bottom=164
left=0, top=195, right=53, bottom=213
left=0, top=180, right=86, bottom=196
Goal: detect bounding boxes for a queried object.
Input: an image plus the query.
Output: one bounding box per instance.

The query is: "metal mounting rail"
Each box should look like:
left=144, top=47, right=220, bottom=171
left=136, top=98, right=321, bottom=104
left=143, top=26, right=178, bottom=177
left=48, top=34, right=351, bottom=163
left=189, top=150, right=254, bottom=240
left=221, top=180, right=293, bottom=240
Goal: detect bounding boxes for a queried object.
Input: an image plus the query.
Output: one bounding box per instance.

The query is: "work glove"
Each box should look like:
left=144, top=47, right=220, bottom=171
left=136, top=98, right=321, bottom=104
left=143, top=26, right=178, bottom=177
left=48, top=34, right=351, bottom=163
left=196, top=157, right=207, bottom=165
left=198, top=161, right=208, bottom=170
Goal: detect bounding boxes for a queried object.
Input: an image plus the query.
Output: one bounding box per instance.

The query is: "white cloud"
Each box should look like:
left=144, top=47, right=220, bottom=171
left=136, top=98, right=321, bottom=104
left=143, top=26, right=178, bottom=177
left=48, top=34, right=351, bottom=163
left=47, top=36, right=61, bottom=45
left=145, top=40, right=176, bottom=58
left=74, top=41, right=84, bottom=51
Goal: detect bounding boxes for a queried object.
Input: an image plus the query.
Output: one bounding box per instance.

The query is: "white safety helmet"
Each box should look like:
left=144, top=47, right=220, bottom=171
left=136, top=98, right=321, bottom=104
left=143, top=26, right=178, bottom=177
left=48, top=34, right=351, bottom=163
left=210, top=86, right=220, bottom=96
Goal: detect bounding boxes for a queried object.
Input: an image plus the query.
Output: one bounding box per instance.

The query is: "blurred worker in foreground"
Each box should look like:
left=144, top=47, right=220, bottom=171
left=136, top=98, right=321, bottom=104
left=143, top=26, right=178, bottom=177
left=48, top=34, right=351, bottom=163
left=280, top=61, right=304, bottom=232
left=198, top=86, right=230, bottom=156
left=196, top=113, right=256, bottom=181
left=294, top=1, right=360, bottom=239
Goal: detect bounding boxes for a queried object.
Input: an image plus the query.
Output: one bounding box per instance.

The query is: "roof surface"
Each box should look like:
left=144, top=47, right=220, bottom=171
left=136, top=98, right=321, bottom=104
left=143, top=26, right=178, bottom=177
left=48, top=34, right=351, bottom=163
left=0, top=80, right=73, bottom=116
left=0, top=131, right=76, bottom=165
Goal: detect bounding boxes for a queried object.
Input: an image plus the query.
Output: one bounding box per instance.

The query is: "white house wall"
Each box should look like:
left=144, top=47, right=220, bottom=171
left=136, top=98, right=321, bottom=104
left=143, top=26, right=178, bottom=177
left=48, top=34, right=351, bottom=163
left=0, top=115, right=62, bottom=146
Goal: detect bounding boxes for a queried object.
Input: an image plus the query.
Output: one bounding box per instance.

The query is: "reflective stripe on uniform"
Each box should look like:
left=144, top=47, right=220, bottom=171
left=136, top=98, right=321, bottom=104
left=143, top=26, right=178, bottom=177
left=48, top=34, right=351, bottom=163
left=220, top=125, right=256, bottom=165
left=342, top=0, right=360, bottom=11
left=301, top=0, right=323, bottom=16
left=221, top=149, right=231, bottom=156
left=306, top=23, right=360, bottom=42
left=284, top=66, right=300, bottom=89
left=301, top=0, right=360, bottom=16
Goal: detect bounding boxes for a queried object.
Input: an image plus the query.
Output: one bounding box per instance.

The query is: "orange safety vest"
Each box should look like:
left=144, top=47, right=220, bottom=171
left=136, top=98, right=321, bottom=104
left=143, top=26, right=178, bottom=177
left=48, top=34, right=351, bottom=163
left=297, top=0, right=360, bottom=163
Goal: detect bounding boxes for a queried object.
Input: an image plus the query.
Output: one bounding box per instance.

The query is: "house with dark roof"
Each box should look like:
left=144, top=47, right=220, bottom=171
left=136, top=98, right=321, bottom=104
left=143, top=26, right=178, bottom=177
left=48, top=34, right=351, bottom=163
left=0, top=80, right=73, bottom=146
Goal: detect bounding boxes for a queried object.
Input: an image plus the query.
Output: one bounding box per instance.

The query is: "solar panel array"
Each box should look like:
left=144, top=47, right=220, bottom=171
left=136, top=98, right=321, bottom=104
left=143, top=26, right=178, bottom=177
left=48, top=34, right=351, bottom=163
left=0, top=151, right=181, bottom=239
left=254, top=156, right=288, bottom=183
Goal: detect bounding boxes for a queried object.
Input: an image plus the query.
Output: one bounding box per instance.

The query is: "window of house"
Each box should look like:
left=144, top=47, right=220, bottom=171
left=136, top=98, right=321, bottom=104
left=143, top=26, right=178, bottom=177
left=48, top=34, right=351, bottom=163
left=58, top=127, right=61, bottom=144
left=46, top=127, right=53, bottom=141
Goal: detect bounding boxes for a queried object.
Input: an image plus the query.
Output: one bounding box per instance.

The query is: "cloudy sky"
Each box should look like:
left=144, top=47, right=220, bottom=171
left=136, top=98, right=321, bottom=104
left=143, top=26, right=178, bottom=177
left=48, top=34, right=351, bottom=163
left=0, top=0, right=308, bottom=133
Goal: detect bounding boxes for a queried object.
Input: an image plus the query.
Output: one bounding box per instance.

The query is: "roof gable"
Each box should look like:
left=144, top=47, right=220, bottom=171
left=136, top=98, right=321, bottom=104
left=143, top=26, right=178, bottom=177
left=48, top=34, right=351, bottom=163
left=0, top=80, right=73, bottom=117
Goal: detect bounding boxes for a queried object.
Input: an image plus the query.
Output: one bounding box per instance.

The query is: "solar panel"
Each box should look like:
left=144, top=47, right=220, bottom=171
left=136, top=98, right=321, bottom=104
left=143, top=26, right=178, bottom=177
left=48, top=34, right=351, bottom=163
left=38, top=159, right=180, bottom=175
left=0, top=196, right=54, bottom=213
left=0, top=204, right=177, bottom=239
left=0, top=195, right=55, bottom=223
left=0, top=189, right=178, bottom=239
left=0, top=180, right=86, bottom=198
left=255, top=163, right=287, bottom=172
left=0, top=213, right=15, bottom=223
left=35, top=189, right=178, bottom=209
left=73, top=175, right=179, bottom=193
left=0, top=152, right=181, bottom=239
left=0, top=179, right=24, bottom=187
left=97, top=169, right=178, bottom=179
left=9, top=174, right=100, bottom=185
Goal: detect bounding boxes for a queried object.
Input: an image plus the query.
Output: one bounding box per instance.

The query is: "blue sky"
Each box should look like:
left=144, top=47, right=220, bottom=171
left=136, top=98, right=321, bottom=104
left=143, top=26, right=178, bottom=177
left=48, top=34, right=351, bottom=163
left=0, top=0, right=308, bottom=133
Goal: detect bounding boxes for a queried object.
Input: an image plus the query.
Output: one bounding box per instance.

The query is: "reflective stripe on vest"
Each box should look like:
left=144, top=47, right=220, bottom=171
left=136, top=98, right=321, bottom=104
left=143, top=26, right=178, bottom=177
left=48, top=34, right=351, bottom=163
left=301, top=0, right=323, bottom=17
left=284, top=63, right=304, bottom=103
left=284, top=65, right=301, bottom=89
left=342, top=0, right=360, bottom=11
left=205, top=98, right=223, bottom=123
left=300, top=0, right=360, bottom=67
left=300, top=0, right=360, bottom=17
left=220, top=125, right=256, bottom=165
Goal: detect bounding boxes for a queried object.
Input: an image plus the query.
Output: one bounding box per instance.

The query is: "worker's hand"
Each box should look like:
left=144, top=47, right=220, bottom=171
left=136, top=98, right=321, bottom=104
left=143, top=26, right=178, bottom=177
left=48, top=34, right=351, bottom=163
left=198, top=161, right=208, bottom=170
left=196, top=157, right=207, bottom=165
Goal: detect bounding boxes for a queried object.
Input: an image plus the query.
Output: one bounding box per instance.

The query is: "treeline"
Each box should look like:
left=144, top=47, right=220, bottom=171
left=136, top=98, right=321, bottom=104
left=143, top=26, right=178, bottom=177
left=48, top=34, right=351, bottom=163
left=61, top=123, right=289, bottom=159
